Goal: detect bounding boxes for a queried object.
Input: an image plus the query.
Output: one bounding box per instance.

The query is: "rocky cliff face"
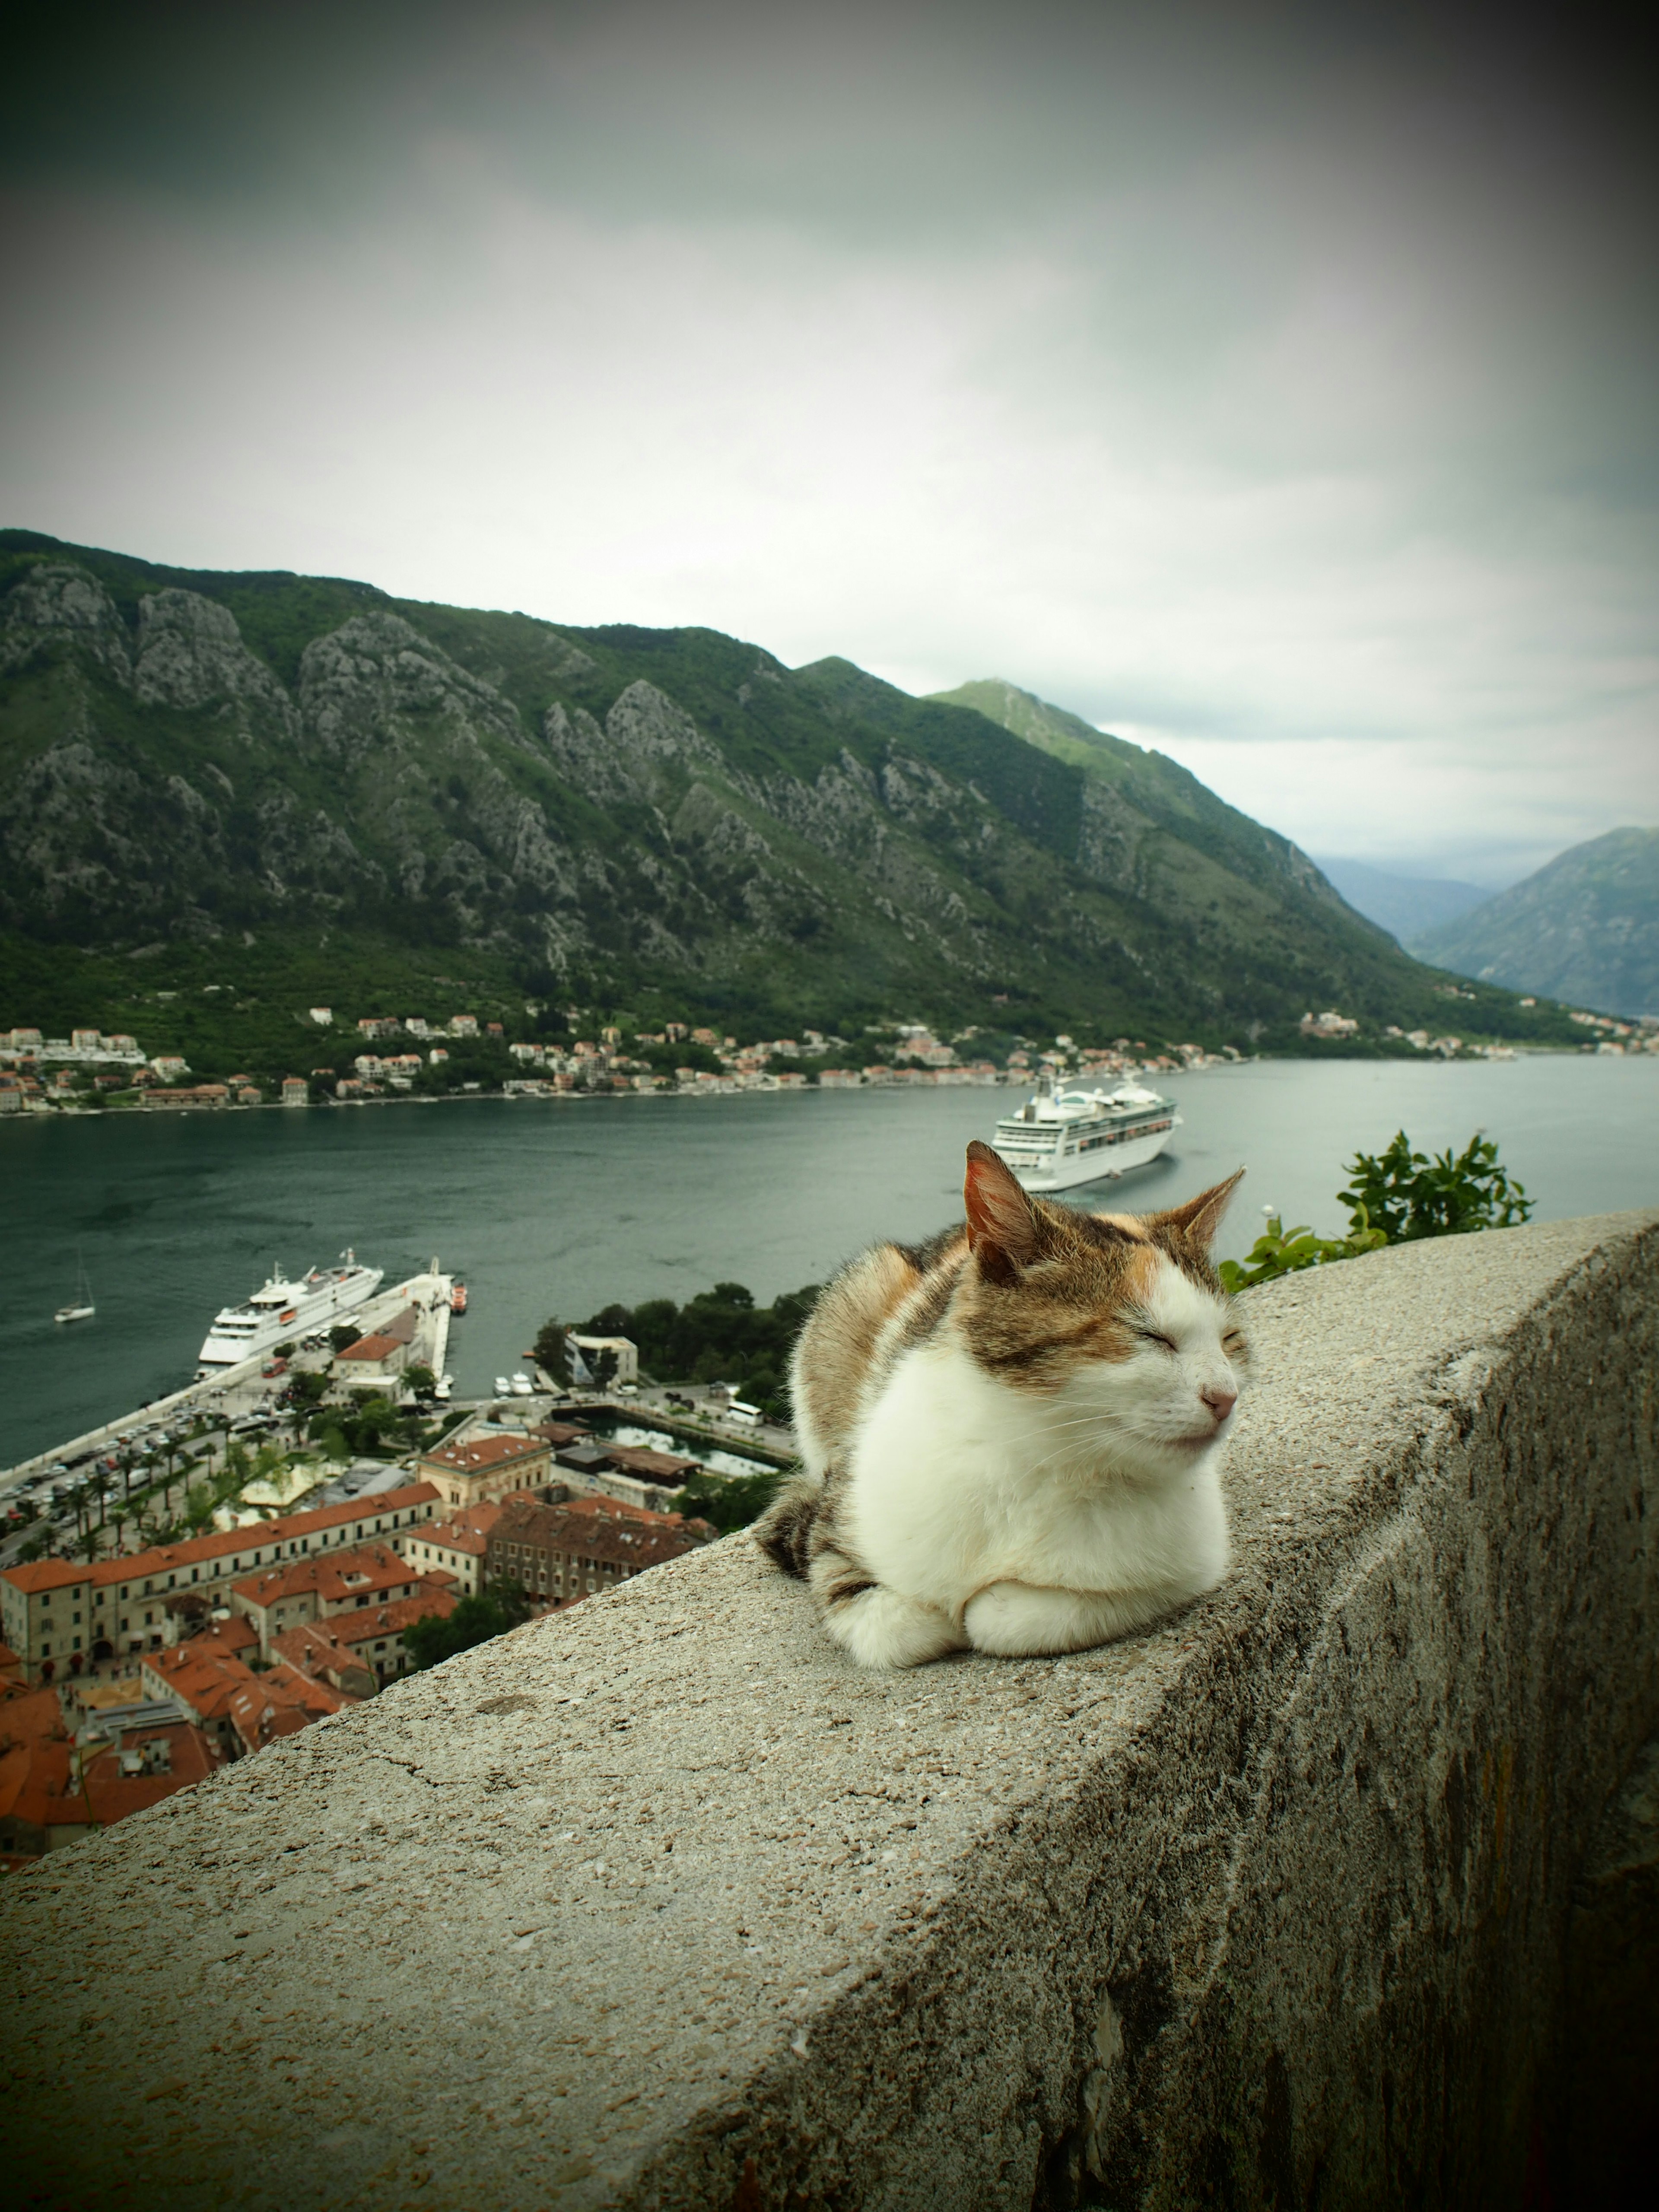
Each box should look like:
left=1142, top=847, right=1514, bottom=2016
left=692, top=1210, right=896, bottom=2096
left=0, top=532, right=1452, bottom=1033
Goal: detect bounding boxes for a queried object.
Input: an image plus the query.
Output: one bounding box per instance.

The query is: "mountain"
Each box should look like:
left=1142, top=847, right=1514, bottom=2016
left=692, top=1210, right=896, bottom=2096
left=1408, top=828, right=1659, bottom=1017
left=1307, top=857, right=1493, bottom=946
left=0, top=534, right=1565, bottom=1055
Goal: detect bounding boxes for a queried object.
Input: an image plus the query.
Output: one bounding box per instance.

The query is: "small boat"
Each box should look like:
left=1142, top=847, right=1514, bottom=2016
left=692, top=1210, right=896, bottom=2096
left=495, top=1375, right=512, bottom=1396
left=511, top=1373, right=533, bottom=1397
left=434, top=1374, right=454, bottom=1402
left=450, top=1281, right=469, bottom=1315
left=55, top=1254, right=95, bottom=1325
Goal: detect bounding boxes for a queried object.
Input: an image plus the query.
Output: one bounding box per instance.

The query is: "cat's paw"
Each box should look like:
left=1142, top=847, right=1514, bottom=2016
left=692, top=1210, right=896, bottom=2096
left=823, top=1585, right=963, bottom=1670
left=964, top=1581, right=1149, bottom=1656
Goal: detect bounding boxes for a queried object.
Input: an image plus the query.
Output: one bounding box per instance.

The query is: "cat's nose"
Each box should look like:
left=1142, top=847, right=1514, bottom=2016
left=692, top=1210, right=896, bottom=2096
left=1201, top=1385, right=1237, bottom=1425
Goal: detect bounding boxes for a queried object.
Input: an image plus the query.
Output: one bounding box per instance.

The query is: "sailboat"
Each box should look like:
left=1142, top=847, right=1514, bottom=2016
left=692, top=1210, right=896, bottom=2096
left=55, top=1252, right=95, bottom=1325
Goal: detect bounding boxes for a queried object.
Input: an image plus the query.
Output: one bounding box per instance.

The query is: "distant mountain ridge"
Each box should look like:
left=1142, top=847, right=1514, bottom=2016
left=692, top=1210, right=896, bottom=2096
left=1309, top=856, right=1493, bottom=946
left=1408, top=828, right=1659, bottom=1018
left=0, top=534, right=1557, bottom=1046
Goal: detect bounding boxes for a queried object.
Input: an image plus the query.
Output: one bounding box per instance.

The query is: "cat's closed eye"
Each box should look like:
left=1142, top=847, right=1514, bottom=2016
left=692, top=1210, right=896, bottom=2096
left=1136, top=1328, right=1177, bottom=1352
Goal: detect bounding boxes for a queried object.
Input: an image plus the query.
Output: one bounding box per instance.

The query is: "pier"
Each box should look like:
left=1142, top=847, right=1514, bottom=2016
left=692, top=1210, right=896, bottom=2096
left=0, top=1267, right=454, bottom=1498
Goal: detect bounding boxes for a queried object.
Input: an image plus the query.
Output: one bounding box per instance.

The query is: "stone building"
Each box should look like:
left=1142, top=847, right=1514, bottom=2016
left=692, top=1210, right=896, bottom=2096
left=416, top=1430, right=553, bottom=1509
left=486, top=1493, right=712, bottom=1608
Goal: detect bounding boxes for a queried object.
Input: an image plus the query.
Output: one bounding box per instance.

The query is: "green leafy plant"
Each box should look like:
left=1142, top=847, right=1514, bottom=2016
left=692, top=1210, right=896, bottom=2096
left=1220, top=1128, right=1533, bottom=1293
left=1217, top=1208, right=1387, bottom=1293
left=1339, top=1131, right=1534, bottom=1243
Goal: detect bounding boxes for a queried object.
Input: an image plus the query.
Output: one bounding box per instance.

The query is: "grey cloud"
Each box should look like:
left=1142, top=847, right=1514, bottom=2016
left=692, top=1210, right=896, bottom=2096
left=0, top=0, right=1654, bottom=884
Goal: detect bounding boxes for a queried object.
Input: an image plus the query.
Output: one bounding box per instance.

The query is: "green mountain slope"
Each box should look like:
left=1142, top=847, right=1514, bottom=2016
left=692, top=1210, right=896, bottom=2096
left=1409, top=828, right=1659, bottom=1017
left=0, top=533, right=1570, bottom=1055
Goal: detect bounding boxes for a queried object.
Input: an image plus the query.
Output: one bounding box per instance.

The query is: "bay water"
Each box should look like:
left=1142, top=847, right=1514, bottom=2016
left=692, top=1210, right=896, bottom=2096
left=3, top=1053, right=1654, bottom=1469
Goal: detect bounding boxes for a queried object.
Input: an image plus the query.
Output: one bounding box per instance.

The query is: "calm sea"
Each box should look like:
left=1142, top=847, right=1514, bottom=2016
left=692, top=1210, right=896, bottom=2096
left=4, top=1054, right=1655, bottom=1468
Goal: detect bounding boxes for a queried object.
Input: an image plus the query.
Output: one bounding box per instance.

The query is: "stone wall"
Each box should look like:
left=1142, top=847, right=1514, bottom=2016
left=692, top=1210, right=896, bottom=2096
left=1, top=1209, right=1655, bottom=2210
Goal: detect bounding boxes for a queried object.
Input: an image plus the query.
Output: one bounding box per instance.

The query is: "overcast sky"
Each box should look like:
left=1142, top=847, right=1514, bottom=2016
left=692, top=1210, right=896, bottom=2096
left=3, top=1, right=1654, bottom=885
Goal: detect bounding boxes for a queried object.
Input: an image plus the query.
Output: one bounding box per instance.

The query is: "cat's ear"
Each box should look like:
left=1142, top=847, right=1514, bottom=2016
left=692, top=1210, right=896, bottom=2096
left=1151, top=1168, right=1245, bottom=1248
left=964, top=1141, right=1039, bottom=1284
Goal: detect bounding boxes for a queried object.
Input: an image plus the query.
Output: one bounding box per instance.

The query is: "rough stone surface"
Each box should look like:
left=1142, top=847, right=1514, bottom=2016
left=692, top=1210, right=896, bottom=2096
left=2, top=1211, right=1655, bottom=2210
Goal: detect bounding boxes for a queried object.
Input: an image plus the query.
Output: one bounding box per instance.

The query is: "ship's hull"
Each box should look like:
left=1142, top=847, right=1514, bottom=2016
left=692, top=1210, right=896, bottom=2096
left=197, top=1265, right=384, bottom=1366
left=994, top=1117, right=1177, bottom=1193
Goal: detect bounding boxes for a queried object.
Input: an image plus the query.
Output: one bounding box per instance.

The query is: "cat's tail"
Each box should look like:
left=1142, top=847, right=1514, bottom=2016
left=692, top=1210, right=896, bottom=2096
left=752, top=1474, right=820, bottom=1581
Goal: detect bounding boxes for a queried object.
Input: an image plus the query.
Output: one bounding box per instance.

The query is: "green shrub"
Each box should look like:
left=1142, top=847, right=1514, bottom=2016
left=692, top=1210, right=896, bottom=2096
left=1220, top=1129, right=1532, bottom=1293
left=1339, top=1130, right=1534, bottom=1243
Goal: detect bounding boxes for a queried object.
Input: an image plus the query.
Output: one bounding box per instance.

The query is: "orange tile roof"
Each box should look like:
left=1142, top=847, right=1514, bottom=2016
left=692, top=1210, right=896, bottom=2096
left=227, top=1664, right=352, bottom=1754
left=0, top=1736, right=88, bottom=1837
left=229, top=1541, right=439, bottom=1612
left=0, top=1484, right=442, bottom=1602
left=321, top=1589, right=456, bottom=1645
left=0, top=1685, right=67, bottom=1750
left=421, top=1433, right=548, bottom=1473
left=337, top=1333, right=403, bottom=1360
left=2, top=1559, right=87, bottom=1595
left=409, top=1520, right=489, bottom=1557
left=270, top=1620, right=376, bottom=1687
left=187, top=1615, right=261, bottom=1659
left=493, top=1496, right=711, bottom=1573
left=110, top=1722, right=221, bottom=1786
left=143, top=1645, right=257, bottom=1722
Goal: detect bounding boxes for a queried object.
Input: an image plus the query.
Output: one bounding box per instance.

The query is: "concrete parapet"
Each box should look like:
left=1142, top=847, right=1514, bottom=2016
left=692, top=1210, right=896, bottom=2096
left=2, top=1211, right=1655, bottom=2209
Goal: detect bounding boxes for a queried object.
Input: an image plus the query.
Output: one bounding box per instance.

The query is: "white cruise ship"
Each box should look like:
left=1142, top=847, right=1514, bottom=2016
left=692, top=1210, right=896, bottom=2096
left=197, top=1251, right=384, bottom=1368
left=990, top=1078, right=1181, bottom=1193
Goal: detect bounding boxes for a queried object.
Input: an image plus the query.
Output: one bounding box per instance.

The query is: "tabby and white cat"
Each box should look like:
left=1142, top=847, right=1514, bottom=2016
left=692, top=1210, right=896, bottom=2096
left=755, top=1141, right=1247, bottom=1669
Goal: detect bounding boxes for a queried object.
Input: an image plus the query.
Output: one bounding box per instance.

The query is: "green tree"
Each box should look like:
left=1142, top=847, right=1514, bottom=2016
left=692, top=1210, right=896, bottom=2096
left=1339, top=1131, right=1534, bottom=1243
left=328, top=1323, right=360, bottom=1353
left=404, top=1363, right=437, bottom=1397
left=669, top=1468, right=780, bottom=1533
left=532, top=1318, right=571, bottom=1386
left=403, top=1579, right=535, bottom=1669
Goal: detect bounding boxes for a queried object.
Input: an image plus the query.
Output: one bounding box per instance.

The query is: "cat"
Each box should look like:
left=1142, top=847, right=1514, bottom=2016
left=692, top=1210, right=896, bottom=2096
left=754, top=1141, right=1248, bottom=1669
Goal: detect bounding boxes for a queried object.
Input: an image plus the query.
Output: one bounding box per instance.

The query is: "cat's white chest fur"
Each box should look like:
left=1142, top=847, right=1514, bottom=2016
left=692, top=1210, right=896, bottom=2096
left=841, top=1336, right=1231, bottom=1654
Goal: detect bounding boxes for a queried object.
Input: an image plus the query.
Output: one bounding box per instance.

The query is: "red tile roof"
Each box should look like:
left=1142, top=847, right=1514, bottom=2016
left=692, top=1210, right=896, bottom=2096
left=143, top=1645, right=257, bottom=1722
left=228, top=1664, right=353, bottom=1754
left=421, top=1433, right=548, bottom=1473
left=321, top=1589, right=456, bottom=1646
left=270, top=1620, right=377, bottom=1691
left=0, top=1484, right=442, bottom=1603
left=2, top=1560, right=87, bottom=1595
left=229, top=1541, right=442, bottom=1614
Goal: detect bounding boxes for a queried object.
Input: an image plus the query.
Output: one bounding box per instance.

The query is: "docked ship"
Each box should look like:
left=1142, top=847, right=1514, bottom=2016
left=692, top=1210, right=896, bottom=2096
left=197, top=1250, right=384, bottom=1368
left=990, top=1077, right=1181, bottom=1193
